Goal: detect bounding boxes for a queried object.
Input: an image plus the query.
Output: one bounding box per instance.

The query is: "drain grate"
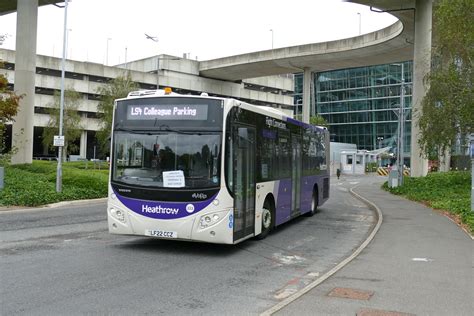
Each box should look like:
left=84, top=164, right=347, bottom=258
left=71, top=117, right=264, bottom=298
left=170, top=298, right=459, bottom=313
left=327, top=287, right=374, bottom=300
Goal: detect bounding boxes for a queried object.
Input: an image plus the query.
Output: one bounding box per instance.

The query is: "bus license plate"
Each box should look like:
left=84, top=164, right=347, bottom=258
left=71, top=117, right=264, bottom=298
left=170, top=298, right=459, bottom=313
left=146, top=230, right=178, bottom=238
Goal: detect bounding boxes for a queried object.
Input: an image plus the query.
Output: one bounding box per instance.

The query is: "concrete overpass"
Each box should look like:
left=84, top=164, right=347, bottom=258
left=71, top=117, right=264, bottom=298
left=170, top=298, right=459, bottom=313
left=1, top=0, right=432, bottom=176
left=0, top=0, right=60, bottom=16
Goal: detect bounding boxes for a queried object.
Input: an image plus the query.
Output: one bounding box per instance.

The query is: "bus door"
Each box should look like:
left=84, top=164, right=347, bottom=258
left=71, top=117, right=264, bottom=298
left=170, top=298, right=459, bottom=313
left=232, top=126, right=256, bottom=241
left=291, top=133, right=302, bottom=217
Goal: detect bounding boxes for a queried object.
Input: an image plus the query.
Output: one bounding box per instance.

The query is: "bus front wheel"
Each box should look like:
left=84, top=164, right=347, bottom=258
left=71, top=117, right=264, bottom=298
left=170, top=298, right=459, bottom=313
left=257, top=202, right=273, bottom=239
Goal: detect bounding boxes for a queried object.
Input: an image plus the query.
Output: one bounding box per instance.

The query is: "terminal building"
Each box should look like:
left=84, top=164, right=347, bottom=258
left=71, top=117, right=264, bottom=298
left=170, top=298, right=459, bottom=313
left=294, top=61, right=413, bottom=164
left=0, top=48, right=294, bottom=159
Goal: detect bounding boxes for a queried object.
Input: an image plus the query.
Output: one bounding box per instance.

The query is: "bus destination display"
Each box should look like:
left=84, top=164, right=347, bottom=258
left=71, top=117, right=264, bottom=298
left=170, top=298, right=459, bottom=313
left=127, top=104, right=208, bottom=120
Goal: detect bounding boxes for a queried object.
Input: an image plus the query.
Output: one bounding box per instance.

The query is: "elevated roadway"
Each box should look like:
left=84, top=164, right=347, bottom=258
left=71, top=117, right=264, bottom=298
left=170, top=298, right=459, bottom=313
left=199, top=1, right=416, bottom=81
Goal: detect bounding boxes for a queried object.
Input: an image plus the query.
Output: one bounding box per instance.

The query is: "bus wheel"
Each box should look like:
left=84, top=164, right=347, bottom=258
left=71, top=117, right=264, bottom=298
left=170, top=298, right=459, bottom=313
left=257, top=203, right=273, bottom=239
left=306, top=189, right=318, bottom=217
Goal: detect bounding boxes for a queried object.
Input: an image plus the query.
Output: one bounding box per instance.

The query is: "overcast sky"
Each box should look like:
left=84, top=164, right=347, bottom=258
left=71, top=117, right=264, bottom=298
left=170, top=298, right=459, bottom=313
left=0, top=0, right=397, bottom=65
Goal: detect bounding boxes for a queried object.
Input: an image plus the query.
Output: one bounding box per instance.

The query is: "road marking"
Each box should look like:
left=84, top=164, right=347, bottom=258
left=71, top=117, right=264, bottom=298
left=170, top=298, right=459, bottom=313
left=272, top=253, right=306, bottom=265
left=274, top=288, right=298, bottom=300
left=411, top=258, right=433, bottom=262
left=260, top=184, right=383, bottom=316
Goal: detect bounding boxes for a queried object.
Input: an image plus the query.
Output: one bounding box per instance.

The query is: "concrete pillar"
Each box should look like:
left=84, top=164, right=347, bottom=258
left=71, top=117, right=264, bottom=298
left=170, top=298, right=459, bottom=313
left=302, top=68, right=311, bottom=124
left=80, top=130, right=88, bottom=158
left=410, top=0, right=432, bottom=177
left=11, top=0, right=38, bottom=165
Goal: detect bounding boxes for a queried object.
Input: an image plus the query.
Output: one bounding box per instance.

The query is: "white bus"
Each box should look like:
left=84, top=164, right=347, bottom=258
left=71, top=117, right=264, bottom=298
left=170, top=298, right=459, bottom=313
left=108, top=89, right=330, bottom=244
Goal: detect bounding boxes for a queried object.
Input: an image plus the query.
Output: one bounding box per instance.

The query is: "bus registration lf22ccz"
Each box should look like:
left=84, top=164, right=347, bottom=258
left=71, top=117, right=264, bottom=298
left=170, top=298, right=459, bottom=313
left=107, top=88, right=330, bottom=244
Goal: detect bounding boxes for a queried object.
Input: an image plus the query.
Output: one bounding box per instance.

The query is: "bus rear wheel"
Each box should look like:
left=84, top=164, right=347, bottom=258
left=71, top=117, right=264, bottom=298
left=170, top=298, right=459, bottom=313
left=306, top=189, right=318, bottom=217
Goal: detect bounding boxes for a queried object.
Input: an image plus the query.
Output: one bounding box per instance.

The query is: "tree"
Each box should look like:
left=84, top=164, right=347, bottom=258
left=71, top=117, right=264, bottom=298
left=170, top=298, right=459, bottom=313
left=418, top=0, right=474, bottom=163
left=310, top=115, right=328, bottom=128
left=42, top=88, right=83, bottom=160
left=96, top=73, right=139, bottom=155
left=0, top=70, right=22, bottom=163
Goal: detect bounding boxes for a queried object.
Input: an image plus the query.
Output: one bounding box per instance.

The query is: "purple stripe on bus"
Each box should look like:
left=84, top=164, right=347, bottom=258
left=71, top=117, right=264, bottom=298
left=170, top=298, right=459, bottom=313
left=285, top=117, right=325, bottom=131
left=275, top=179, right=292, bottom=225
left=262, top=129, right=277, bottom=139
left=114, top=189, right=217, bottom=220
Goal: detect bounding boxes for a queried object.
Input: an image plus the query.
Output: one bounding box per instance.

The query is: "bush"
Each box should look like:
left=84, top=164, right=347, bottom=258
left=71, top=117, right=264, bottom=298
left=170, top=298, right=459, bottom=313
left=383, top=171, right=473, bottom=234
left=0, top=161, right=109, bottom=207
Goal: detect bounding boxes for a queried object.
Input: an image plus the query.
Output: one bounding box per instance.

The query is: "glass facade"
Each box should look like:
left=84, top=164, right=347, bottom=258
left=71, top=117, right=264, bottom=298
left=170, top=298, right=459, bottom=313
left=294, top=61, right=413, bottom=162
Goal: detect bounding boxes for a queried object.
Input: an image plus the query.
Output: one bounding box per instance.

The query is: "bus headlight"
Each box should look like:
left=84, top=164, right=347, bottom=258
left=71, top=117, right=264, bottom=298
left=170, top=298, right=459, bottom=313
left=198, top=211, right=227, bottom=230
left=110, top=208, right=125, bottom=223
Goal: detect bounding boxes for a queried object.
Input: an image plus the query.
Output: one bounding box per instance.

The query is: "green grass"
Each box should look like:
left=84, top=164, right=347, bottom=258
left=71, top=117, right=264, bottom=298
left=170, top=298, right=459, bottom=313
left=383, top=171, right=473, bottom=234
left=0, top=160, right=109, bottom=207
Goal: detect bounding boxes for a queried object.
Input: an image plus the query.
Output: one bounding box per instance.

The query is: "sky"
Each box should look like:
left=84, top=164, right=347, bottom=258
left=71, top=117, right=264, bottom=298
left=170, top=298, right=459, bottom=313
left=0, top=0, right=397, bottom=66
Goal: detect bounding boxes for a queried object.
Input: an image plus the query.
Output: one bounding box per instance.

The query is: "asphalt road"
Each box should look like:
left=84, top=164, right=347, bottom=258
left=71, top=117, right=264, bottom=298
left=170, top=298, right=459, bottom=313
left=0, top=178, right=375, bottom=315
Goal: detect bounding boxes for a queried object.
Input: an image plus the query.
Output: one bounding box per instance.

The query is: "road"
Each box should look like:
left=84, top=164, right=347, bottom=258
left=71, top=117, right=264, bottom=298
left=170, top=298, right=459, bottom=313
left=0, top=178, right=375, bottom=315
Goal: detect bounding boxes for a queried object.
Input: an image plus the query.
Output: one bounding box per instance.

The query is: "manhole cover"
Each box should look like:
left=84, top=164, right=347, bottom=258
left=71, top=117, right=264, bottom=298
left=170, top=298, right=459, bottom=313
left=327, top=287, right=374, bottom=300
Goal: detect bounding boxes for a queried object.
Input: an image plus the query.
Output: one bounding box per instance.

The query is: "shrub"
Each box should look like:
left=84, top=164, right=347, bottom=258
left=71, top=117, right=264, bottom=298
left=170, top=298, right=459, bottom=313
left=383, top=171, right=473, bottom=233
left=0, top=161, right=109, bottom=207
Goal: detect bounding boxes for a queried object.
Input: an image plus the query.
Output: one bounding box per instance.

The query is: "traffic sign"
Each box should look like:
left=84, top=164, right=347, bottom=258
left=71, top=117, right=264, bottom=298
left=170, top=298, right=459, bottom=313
left=54, top=135, right=65, bottom=147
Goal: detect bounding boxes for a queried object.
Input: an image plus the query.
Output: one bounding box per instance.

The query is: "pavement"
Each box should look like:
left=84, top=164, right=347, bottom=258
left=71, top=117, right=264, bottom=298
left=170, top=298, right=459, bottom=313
left=0, top=197, right=108, bottom=213
left=265, top=175, right=473, bottom=316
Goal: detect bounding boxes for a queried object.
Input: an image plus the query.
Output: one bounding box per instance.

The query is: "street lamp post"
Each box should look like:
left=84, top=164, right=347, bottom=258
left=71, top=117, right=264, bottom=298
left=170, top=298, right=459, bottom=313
left=155, top=56, right=160, bottom=89
left=357, top=13, right=361, bottom=35
left=269, top=29, right=274, bottom=49
left=105, top=37, right=111, bottom=66
left=389, top=63, right=407, bottom=187
left=377, top=136, right=384, bottom=167
left=56, top=0, right=69, bottom=193
left=397, top=63, right=406, bottom=186
left=145, top=34, right=160, bottom=88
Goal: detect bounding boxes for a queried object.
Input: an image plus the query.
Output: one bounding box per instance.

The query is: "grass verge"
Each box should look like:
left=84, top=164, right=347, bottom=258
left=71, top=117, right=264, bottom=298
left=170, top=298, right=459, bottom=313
left=383, top=171, right=473, bottom=234
left=0, top=160, right=109, bottom=207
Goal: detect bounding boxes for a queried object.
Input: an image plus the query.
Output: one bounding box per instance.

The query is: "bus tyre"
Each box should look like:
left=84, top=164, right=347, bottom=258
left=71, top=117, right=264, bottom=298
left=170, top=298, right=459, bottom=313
left=257, top=205, right=273, bottom=239
left=306, top=189, right=318, bottom=217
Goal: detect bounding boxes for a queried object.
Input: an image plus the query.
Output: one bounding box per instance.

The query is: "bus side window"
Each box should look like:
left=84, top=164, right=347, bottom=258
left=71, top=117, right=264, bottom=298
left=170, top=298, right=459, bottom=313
left=225, top=135, right=233, bottom=192
left=259, top=130, right=275, bottom=181
left=278, top=132, right=290, bottom=178
left=302, top=133, right=311, bottom=176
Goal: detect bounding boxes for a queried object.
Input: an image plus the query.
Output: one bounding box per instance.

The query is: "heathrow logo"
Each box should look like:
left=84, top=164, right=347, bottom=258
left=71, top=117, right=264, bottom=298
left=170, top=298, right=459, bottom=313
left=141, top=204, right=179, bottom=215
